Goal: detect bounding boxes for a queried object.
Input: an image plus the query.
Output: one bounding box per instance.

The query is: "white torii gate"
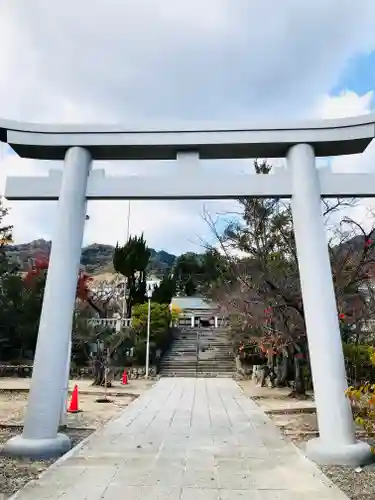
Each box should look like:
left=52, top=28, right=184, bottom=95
left=2, top=114, right=375, bottom=466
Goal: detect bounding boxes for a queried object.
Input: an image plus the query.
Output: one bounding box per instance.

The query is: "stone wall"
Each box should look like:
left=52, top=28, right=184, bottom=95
left=0, top=364, right=33, bottom=378
left=0, top=364, right=158, bottom=380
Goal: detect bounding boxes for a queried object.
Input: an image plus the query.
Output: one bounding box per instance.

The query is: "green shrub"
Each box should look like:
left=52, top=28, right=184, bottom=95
left=131, top=302, right=171, bottom=349
left=345, top=346, right=375, bottom=448
left=343, top=343, right=375, bottom=385
left=346, top=382, right=375, bottom=451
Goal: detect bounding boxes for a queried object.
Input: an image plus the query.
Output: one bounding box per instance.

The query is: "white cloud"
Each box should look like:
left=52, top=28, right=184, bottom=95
left=316, top=90, right=374, bottom=120
left=314, top=89, right=375, bottom=174
left=314, top=89, right=375, bottom=233
left=1, top=1, right=375, bottom=254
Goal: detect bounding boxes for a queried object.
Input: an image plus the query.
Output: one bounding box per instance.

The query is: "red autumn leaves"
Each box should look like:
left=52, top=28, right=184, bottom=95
left=364, top=238, right=373, bottom=249
left=263, top=306, right=273, bottom=325
left=23, top=255, right=49, bottom=287
left=23, top=255, right=93, bottom=301
left=76, top=269, right=93, bottom=301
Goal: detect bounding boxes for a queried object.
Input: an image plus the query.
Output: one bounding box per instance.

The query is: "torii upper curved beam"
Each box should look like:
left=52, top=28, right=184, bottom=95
left=0, top=113, right=375, bottom=160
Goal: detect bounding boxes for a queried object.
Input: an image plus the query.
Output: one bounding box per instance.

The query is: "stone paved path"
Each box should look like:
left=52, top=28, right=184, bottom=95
left=11, top=378, right=348, bottom=500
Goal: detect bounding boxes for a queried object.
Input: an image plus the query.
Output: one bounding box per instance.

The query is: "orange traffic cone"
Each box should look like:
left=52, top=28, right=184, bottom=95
left=121, top=369, right=128, bottom=385
left=67, top=384, right=80, bottom=413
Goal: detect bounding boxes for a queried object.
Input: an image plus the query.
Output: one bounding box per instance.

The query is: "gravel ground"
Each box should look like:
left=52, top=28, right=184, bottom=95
left=320, top=462, right=375, bottom=500
left=0, top=427, right=92, bottom=500
left=239, top=380, right=375, bottom=500
left=284, top=423, right=375, bottom=500
left=0, top=386, right=141, bottom=499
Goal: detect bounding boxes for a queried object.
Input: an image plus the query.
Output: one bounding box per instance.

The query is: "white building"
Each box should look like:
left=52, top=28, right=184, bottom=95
left=171, top=296, right=224, bottom=328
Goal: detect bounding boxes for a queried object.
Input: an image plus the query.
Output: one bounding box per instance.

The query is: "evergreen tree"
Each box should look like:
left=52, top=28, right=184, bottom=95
left=0, top=202, right=45, bottom=360
left=172, top=252, right=202, bottom=296
left=152, top=274, right=176, bottom=304
left=113, top=233, right=151, bottom=317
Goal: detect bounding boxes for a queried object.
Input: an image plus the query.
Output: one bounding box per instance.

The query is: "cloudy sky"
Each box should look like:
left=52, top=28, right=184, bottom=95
left=1, top=0, right=375, bottom=255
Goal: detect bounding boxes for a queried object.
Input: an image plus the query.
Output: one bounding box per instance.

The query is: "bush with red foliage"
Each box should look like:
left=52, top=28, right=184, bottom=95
left=76, top=270, right=93, bottom=301
left=23, top=256, right=94, bottom=304
left=23, top=255, right=49, bottom=288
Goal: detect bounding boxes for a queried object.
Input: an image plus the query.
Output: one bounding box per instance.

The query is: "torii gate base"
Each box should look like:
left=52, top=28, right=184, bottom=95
left=2, top=115, right=375, bottom=466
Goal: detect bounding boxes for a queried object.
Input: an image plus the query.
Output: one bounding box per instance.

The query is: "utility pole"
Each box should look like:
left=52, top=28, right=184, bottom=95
left=121, top=201, right=131, bottom=321
left=145, top=285, right=153, bottom=378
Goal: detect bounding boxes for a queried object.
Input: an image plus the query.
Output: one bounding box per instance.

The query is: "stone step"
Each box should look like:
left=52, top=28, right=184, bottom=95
left=160, top=366, right=234, bottom=370
left=166, top=356, right=233, bottom=359
left=160, top=371, right=234, bottom=377
left=161, top=360, right=234, bottom=365
left=168, top=351, right=232, bottom=354
left=162, top=361, right=234, bottom=364
left=174, top=337, right=231, bottom=341
left=166, top=356, right=232, bottom=359
left=161, top=368, right=234, bottom=371
left=171, top=340, right=232, bottom=344
left=160, top=373, right=234, bottom=378
left=161, top=327, right=234, bottom=377
left=161, top=366, right=234, bottom=371
left=166, top=348, right=232, bottom=353
left=160, top=367, right=234, bottom=372
left=164, top=350, right=233, bottom=355
left=172, top=338, right=231, bottom=342
left=174, top=337, right=231, bottom=344
left=168, top=352, right=232, bottom=355
left=160, top=368, right=234, bottom=373
left=178, top=328, right=229, bottom=332
left=161, top=364, right=233, bottom=367
left=161, top=363, right=234, bottom=368
left=167, top=345, right=231, bottom=349
left=160, top=370, right=234, bottom=374
left=171, top=345, right=231, bottom=349
left=174, top=332, right=230, bottom=336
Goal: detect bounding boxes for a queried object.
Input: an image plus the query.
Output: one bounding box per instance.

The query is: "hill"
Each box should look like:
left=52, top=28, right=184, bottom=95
left=6, top=239, right=176, bottom=277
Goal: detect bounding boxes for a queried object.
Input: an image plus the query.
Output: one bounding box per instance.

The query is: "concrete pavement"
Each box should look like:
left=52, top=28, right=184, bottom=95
left=10, top=378, right=348, bottom=500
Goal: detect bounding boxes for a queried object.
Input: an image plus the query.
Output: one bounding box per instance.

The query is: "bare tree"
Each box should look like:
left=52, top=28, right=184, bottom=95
left=202, top=160, right=375, bottom=396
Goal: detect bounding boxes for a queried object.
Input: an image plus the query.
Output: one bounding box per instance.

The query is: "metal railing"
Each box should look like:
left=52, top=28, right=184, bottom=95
left=86, top=317, right=132, bottom=329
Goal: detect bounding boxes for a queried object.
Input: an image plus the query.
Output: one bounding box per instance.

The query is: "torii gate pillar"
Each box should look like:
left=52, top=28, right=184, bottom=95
left=289, top=143, right=372, bottom=466
left=4, top=147, right=91, bottom=459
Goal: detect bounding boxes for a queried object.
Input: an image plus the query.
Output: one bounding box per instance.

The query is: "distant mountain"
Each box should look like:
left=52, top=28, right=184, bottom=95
left=7, top=239, right=176, bottom=277
left=335, top=235, right=374, bottom=256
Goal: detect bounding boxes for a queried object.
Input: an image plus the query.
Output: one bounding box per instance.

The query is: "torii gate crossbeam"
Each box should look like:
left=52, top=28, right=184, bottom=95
left=5, top=167, right=375, bottom=200
left=1, top=113, right=375, bottom=467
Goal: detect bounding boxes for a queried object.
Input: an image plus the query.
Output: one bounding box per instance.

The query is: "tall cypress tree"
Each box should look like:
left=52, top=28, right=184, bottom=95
left=152, top=274, right=176, bottom=304
left=113, top=233, right=151, bottom=317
